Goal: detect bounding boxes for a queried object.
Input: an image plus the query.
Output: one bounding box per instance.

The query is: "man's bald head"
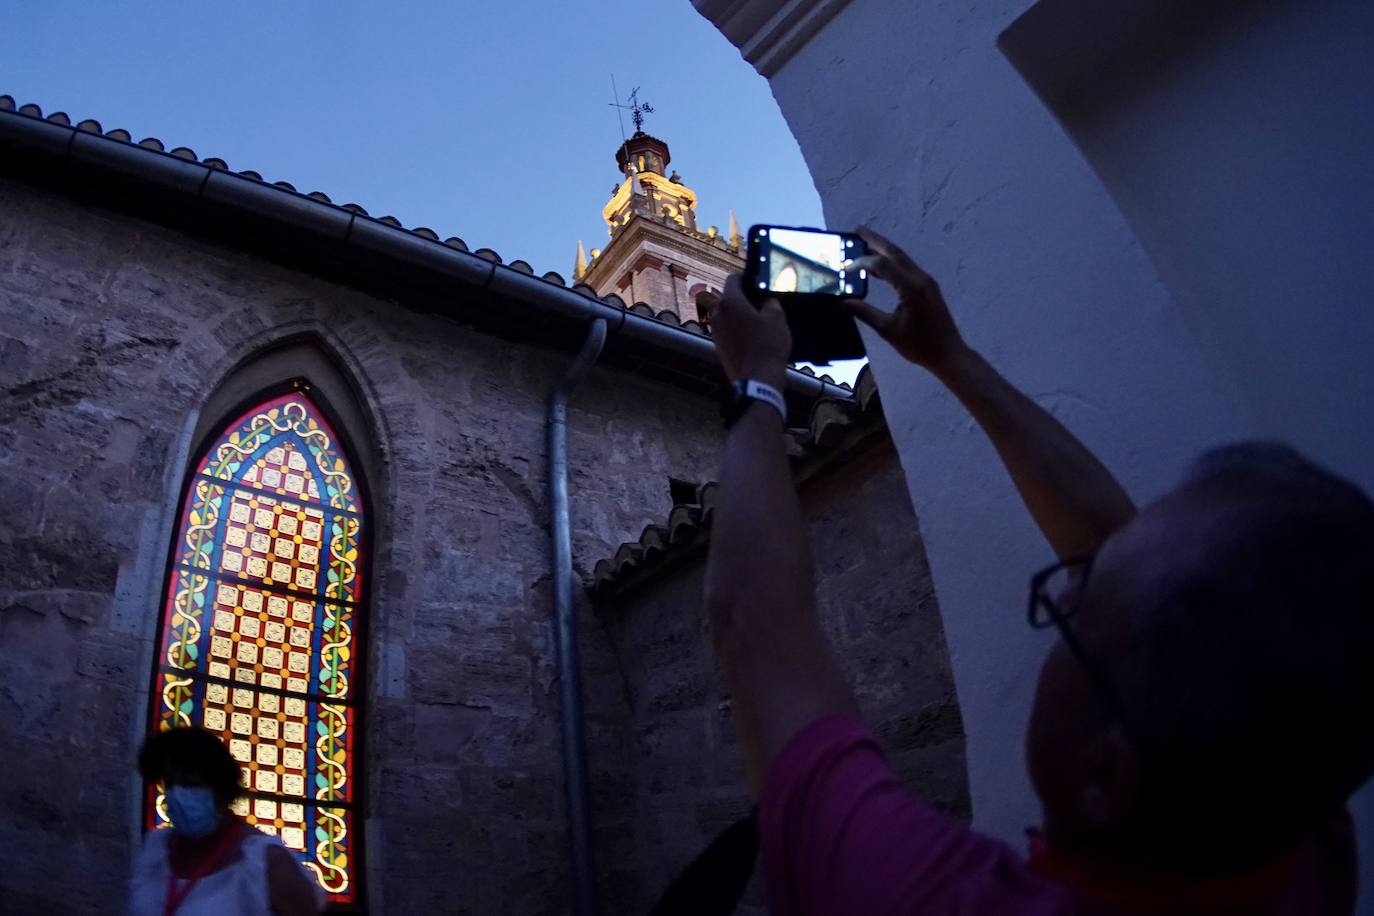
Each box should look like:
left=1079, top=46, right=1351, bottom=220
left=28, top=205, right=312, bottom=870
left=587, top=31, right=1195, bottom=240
left=1031, top=443, right=1374, bottom=873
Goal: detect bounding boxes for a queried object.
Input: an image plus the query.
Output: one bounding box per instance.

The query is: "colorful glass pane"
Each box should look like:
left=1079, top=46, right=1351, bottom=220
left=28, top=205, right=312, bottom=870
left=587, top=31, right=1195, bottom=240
left=149, top=390, right=363, bottom=905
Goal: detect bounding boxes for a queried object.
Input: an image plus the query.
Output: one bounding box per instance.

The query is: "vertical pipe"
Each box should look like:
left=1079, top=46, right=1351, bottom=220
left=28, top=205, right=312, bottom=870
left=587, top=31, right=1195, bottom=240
left=548, top=318, right=607, bottom=916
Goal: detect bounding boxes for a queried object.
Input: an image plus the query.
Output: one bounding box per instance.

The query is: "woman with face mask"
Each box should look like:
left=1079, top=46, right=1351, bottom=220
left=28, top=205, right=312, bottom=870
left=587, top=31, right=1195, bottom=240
left=129, top=727, right=322, bottom=915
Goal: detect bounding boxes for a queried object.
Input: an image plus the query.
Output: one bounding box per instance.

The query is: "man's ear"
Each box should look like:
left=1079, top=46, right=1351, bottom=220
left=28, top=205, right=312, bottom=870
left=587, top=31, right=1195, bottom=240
left=1075, top=726, right=1141, bottom=829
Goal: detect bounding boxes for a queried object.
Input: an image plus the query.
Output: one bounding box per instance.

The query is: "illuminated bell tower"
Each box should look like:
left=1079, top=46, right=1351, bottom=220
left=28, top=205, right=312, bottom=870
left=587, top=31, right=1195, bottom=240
left=575, top=131, right=745, bottom=326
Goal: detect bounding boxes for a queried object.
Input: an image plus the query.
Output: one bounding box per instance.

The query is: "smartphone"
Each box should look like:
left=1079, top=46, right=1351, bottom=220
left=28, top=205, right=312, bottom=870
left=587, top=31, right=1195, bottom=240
left=743, top=225, right=867, bottom=364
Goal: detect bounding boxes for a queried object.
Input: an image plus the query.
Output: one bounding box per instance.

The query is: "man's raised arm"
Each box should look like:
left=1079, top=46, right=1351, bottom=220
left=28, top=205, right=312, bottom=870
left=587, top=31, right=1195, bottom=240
left=701, top=277, right=858, bottom=795
left=848, top=228, right=1135, bottom=559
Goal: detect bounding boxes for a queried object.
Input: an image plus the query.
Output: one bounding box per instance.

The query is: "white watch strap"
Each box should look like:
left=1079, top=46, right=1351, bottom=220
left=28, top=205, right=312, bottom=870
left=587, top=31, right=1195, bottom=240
left=743, top=379, right=787, bottom=423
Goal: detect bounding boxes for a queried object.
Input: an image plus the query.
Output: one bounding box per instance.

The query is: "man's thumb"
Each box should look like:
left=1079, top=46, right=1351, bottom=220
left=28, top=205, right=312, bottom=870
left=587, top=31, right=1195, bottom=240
left=845, top=299, right=891, bottom=332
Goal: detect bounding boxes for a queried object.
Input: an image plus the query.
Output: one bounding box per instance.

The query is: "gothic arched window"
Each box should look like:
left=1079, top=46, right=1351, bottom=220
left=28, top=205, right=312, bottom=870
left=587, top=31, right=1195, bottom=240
left=149, top=384, right=365, bottom=905
left=773, top=262, right=799, bottom=293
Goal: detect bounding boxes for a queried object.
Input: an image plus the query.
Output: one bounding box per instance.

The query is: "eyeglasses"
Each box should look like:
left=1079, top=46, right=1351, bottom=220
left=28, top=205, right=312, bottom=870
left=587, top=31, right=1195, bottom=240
left=1027, top=555, right=1138, bottom=743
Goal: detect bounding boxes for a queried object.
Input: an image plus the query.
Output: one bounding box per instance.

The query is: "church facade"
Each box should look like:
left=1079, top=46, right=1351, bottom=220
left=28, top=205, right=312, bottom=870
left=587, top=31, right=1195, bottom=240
left=0, top=96, right=965, bottom=914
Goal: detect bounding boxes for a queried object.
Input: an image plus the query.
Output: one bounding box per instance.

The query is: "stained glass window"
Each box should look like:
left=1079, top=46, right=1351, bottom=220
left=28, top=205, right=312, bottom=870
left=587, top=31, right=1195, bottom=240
left=148, top=388, right=365, bottom=905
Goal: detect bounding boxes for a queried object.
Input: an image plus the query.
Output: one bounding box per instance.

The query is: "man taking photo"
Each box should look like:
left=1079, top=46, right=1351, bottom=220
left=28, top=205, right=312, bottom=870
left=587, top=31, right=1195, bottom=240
left=698, top=228, right=1372, bottom=914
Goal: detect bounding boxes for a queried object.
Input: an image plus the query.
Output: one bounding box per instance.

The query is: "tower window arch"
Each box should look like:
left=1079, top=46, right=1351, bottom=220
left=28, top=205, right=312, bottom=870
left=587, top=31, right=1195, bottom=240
left=148, top=379, right=367, bottom=906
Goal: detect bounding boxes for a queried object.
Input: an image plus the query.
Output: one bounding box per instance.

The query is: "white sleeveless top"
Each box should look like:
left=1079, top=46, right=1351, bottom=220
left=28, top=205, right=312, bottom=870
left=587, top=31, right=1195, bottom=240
left=128, top=827, right=324, bottom=915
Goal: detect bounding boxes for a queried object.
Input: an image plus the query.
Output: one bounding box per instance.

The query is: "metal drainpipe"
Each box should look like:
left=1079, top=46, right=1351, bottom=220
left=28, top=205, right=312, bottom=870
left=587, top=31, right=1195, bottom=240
left=548, top=317, right=608, bottom=916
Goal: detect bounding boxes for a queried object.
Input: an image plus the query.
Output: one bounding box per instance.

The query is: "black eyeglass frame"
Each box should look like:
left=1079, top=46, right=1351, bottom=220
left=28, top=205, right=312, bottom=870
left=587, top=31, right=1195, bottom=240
left=1027, top=555, right=1141, bottom=747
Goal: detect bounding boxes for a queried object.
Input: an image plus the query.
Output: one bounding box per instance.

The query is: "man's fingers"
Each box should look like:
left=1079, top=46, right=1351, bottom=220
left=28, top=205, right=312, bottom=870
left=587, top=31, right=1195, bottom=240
left=842, top=254, right=882, bottom=273
left=856, top=226, right=933, bottom=287
left=712, top=274, right=751, bottom=319
left=842, top=253, right=894, bottom=284
left=845, top=298, right=893, bottom=333
left=856, top=226, right=902, bottom=261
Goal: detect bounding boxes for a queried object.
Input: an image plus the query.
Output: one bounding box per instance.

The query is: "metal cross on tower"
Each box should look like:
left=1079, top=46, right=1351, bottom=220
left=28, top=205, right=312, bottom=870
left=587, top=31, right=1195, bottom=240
left=609, top=77, right=654, bottom=138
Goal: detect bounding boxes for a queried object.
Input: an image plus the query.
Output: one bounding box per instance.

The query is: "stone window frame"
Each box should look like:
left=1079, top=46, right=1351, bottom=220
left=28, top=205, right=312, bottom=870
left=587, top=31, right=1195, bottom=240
left=146, top=337, right=377, bottom=911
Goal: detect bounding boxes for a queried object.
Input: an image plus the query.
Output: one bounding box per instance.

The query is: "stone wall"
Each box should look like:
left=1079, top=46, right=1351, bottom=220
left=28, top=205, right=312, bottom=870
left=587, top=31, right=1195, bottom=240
left=586, top=437, right=969, bottom=915
left=0, top=174, right=727, bottom=914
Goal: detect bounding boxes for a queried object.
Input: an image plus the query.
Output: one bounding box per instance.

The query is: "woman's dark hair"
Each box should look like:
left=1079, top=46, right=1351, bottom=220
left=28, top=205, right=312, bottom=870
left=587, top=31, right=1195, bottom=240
left=138, top=726, right=244, bottom=805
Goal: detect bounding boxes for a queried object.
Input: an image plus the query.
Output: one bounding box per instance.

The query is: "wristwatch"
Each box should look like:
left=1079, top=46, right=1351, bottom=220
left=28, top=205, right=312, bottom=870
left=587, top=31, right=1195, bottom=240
left=721, top=379, right=787, bottom=429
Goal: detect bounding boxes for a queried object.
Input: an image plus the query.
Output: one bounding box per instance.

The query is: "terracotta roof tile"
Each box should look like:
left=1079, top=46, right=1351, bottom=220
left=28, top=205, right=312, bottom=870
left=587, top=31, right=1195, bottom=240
left=1, top=94, right=860, bottom=394
left=591, top=365, right=881, bottom=597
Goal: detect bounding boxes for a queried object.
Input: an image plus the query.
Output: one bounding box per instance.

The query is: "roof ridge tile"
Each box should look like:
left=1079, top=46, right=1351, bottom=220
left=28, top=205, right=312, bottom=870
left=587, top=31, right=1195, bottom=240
left=0, top=93, right=873, bottom=372
left=591, top=394, right=884, bottom=596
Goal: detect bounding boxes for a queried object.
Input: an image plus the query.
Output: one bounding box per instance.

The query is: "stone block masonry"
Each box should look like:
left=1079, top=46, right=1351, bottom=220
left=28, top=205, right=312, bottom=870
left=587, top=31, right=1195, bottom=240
left=0, top=174, right=727, bottom=914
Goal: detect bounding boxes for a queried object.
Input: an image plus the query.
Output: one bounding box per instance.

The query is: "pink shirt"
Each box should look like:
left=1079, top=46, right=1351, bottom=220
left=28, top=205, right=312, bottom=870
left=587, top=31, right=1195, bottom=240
left=759, top=714, right=1356, bottom=916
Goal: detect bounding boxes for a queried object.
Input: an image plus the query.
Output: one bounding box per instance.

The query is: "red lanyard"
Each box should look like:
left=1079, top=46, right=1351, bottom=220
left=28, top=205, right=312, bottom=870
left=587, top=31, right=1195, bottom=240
left=163, top=822, right=242, bottom=916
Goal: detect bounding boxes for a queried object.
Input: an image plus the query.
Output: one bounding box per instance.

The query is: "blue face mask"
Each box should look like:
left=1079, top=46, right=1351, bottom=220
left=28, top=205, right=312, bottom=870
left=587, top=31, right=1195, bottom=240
left=167, top=785, right=221, bottom=839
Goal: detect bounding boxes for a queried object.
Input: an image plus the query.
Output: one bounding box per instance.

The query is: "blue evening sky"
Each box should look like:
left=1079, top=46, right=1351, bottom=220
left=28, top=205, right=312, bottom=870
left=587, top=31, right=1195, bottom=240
left=1, top=1, right=823, bottom=284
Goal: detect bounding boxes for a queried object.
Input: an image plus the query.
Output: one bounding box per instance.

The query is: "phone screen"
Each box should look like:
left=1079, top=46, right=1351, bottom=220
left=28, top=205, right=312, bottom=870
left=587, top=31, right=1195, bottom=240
left=755, top=227, right=864, bottom=297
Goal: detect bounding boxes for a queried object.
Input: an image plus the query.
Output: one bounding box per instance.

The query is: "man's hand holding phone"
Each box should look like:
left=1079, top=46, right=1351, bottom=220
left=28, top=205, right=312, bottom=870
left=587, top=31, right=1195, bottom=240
left=698, top=275, right=791, bottom=393
left=844, top=226, right=968, bottom=374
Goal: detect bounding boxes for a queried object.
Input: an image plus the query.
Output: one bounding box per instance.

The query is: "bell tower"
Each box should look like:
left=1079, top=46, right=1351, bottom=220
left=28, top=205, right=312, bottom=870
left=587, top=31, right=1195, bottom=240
left=574, top=130, right=745, bottom=327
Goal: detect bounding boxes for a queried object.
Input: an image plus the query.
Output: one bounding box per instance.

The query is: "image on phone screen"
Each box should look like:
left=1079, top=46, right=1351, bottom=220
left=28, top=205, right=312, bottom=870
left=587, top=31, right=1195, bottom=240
left=758, top=227, right=860, bottom=296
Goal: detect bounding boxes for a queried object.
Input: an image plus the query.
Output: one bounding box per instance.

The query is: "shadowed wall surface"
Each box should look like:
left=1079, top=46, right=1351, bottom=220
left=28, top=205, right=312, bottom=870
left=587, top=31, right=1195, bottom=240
left=587, top=436, right=968, bottom=914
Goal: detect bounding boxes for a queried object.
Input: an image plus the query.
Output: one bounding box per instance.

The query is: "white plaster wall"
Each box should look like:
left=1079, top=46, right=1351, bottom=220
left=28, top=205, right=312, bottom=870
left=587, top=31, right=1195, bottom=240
left=1044, top=0, right=1374, bottom=496
left=748, top=0, right=1374, bottom=902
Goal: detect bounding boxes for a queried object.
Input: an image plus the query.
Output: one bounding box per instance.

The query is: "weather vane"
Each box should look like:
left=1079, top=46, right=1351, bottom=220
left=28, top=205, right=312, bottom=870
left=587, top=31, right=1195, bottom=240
left=610, top=76, right=654, bottom=139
